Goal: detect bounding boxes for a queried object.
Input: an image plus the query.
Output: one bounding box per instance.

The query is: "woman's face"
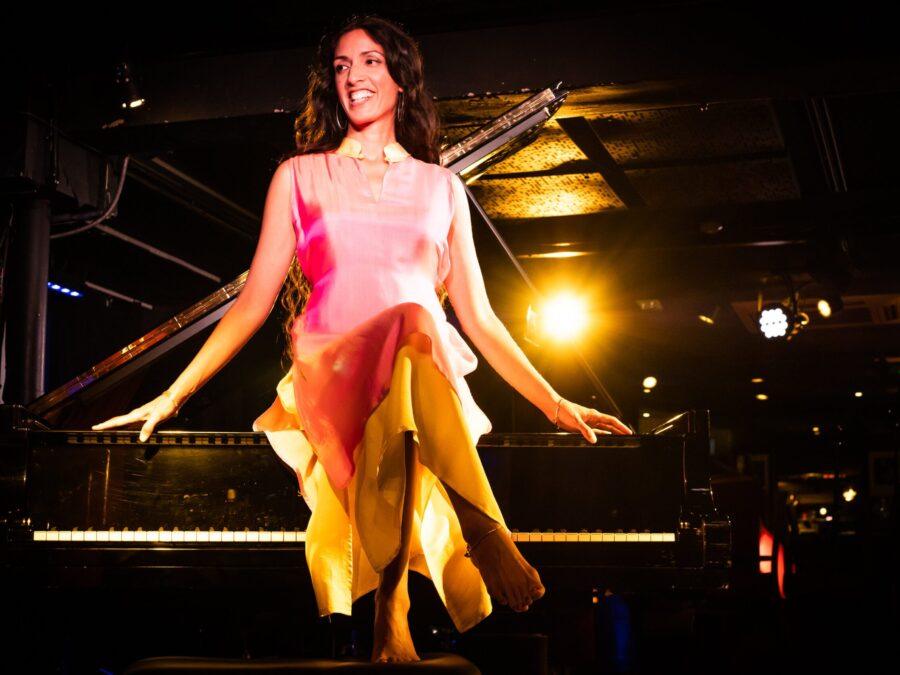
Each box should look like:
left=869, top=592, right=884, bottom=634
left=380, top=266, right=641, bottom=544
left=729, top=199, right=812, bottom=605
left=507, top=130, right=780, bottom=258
left=333, top=28, right=403, bottom=130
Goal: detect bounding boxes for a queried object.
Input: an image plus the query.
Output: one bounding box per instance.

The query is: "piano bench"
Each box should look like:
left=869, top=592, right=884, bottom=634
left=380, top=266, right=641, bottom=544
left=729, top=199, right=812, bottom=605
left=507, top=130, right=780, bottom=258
left=122, top=653, right=481, bottom=674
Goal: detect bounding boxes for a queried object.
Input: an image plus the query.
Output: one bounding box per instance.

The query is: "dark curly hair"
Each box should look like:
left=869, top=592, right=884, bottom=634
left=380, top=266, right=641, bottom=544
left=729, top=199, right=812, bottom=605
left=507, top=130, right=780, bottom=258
left=277, top=13, right=447, bottom=370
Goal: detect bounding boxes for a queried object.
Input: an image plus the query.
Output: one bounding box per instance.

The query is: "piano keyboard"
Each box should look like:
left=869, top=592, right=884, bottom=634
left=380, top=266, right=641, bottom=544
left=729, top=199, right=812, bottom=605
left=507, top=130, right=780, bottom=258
left=32, top=530, right=676, bottom=544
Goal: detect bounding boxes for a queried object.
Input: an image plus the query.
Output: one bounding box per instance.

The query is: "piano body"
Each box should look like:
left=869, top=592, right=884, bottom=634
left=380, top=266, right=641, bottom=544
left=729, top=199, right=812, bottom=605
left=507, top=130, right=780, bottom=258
left=1, top=408, right=731, bottom=595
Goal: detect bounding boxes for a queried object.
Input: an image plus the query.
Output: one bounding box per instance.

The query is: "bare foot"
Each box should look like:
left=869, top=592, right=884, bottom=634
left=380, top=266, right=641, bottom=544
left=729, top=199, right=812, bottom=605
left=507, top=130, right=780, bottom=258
left=371, top=588, right=421, bottom=663
left=467, top=527, right=545, bottom=612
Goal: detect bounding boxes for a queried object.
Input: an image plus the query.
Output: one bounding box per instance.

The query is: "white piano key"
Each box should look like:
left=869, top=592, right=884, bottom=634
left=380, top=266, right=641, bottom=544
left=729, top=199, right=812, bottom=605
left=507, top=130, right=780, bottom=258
left=30, top=528, right=675, bottom=544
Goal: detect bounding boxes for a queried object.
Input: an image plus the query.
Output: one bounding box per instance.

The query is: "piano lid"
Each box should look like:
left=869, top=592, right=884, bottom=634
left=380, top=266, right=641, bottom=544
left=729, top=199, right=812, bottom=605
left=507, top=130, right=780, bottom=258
left=28, top=84, right=581, bottom=426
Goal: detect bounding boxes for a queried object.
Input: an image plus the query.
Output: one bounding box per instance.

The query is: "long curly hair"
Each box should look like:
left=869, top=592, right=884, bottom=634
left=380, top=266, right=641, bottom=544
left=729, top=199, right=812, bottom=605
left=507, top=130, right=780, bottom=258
left=277, top=13, right=447, bottom=370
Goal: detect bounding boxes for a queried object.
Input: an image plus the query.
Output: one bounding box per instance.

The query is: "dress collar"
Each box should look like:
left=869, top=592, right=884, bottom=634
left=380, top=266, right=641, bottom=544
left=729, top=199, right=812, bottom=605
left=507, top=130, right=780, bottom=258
left=335, top=136, right=410, bottom=163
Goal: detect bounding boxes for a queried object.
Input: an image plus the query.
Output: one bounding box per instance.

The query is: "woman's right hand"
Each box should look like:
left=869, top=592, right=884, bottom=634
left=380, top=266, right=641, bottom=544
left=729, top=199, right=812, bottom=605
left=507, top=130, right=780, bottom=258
left=91, top=389, right=183, bottom=442
left=550, top=396, right=633, bottom=442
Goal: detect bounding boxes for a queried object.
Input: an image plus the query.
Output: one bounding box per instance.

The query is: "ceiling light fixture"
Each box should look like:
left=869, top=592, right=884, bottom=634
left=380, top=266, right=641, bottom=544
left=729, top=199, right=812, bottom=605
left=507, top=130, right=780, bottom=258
left=756, top=275, right=808, bottom=340
left=698, top=305, right=720, bottom=325
left=115, top=61, right=146, bottom=110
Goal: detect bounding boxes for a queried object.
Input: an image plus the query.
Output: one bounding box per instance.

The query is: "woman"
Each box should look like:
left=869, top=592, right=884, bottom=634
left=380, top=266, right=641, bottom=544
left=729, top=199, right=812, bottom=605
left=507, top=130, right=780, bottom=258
left=92, top=14, right=631, bottom=663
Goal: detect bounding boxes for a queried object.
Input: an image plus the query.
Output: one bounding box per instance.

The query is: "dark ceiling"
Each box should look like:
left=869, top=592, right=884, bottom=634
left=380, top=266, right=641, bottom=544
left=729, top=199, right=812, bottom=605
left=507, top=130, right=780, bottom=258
left=10, top=0, right=900, bottom=458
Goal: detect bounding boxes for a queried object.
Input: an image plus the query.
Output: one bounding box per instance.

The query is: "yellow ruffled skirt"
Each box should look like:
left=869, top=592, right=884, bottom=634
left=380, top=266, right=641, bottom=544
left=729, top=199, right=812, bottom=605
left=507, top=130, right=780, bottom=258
left=253, top=332, right=507, bottom=633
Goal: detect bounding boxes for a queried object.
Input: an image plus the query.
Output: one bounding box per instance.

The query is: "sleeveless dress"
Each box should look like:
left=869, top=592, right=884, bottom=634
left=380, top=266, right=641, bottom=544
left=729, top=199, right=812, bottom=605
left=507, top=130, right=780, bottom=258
left=252, top=138, right=507, bottom=633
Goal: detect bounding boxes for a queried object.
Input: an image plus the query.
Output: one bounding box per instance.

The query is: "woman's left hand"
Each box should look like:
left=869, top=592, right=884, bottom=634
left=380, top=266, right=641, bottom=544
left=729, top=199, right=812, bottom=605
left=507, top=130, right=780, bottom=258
left=550, top=397, right=633, bottom=442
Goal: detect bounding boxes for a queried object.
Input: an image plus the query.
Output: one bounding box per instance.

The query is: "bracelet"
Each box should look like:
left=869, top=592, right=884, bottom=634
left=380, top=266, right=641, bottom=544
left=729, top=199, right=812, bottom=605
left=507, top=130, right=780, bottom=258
left=552, top=396, right=563, bottom=429
left=464, top=525, right=502, bottom=558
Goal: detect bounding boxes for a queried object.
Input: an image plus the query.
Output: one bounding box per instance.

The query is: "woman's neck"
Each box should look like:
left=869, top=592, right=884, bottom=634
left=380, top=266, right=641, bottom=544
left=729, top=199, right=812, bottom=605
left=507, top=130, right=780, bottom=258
left=346, top=124, right=397, bottom=162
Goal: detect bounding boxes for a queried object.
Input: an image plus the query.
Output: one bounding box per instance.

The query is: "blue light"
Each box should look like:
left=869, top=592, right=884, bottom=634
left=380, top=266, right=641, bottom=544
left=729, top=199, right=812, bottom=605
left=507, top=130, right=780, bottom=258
left=47, top=281, right=82, bottom=298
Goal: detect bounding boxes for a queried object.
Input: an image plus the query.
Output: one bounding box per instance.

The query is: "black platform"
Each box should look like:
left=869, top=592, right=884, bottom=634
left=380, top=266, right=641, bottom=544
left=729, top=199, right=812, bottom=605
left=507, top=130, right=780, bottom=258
left=123, top=653, right=480, bottom=674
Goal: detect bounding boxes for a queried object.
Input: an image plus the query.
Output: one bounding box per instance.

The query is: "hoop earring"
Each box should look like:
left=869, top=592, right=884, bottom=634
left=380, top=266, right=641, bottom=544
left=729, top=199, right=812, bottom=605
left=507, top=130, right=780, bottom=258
left=335, top=101, right=346, bottom=130
left=395, top=91, right=405, bottom=123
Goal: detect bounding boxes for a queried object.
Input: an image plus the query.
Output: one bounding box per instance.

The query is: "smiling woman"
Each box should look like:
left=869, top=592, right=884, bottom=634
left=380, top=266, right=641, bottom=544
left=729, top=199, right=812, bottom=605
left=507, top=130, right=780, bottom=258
left=90, top=11, right=630, bottom=666
left=251, top=17, right=556, bottom=663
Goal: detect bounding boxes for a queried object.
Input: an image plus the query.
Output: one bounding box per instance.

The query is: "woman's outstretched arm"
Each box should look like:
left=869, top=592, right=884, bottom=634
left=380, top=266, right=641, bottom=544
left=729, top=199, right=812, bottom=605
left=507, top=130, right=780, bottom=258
left=443, top=173, right=630, bottom=439
left=92, top=159, right=299, bottom=439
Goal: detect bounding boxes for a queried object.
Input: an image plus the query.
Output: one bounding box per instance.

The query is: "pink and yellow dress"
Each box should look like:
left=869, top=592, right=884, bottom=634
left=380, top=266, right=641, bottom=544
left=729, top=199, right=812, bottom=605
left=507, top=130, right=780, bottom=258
left=252, top=136, right=506, bottom=633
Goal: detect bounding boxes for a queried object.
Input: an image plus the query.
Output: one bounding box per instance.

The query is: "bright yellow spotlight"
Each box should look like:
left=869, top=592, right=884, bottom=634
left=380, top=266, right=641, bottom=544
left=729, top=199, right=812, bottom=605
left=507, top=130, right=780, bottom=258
left=751, top=377, right=764, bottom=384
left=812, top=426, right=821, bottom=436
left=854, top=391, right=863, bottom=398
left=817, top=299, right=832, bottom=318
left=842, top=487, right=857, bottom=503
left=698, top=306, right=720, bottom=325
left=642, top=376, right=658, bottom=389
left=756, top=393, right=769, bottom=401
left=538, top=293, right=589, bottom=342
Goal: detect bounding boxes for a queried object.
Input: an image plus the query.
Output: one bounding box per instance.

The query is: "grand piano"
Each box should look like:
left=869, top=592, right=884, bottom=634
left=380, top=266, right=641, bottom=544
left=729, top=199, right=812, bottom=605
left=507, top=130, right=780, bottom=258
left=0, top=85, right=732, bottom=667
left=1, top=407, right=730, bottom=592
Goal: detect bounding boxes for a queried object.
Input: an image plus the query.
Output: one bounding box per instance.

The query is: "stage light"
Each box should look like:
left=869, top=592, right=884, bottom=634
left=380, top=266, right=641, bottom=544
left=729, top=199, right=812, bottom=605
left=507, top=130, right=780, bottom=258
left=819, top=507, right=828, bottom=516
left=525, top=292, right=590, bottom=345
left=817, top=292, right=843, bottom=318
left=642, top=412, right=650, bottom=418
left=843, top=487, right=857, bottom=502
left=542, top=293, right=588, bottom=341
left=47, top=281, right=83, bottom=298
left=756, top=274, right=813, bottom=340
left=642, top=376, right=657, bottom=389
left=115, top=61, right=146, bottom=110
left=812, top=426, right=821, bottom=436
left=759, top=304, right=790, bottom=338
left=751, top=377, right=764, bottom=384
left=637, top=299, right=663, bottom=311
left=698, top=305, right=720, bottom=325
left=854, top=391, right=863, bottom=398
left=759, top=522, right=774, bottom=574
left=756, top=393, right=769, bottom=401
left=758, top=302, right=809, bottom=340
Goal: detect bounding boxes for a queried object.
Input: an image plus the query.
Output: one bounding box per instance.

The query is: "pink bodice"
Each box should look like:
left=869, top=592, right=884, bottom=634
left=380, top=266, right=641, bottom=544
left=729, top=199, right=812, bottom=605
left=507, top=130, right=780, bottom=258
left=291, top=151, right=452, bottom=336
left=268, top=150, right=492, bottom=488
